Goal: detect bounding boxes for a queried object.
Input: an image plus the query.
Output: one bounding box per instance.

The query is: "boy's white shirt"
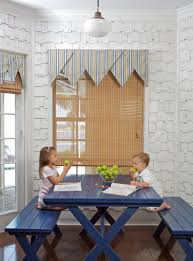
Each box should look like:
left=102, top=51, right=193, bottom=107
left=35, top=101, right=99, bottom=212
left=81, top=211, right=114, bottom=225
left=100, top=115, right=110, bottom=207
left=134, top=167, right=163, bottom=197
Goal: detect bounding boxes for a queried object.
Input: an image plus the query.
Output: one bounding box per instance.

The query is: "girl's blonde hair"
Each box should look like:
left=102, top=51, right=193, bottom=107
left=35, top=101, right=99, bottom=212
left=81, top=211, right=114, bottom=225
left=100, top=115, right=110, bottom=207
left=132, top=152, right=150, bottom=166
left=39, top=146, right=56, bottom=177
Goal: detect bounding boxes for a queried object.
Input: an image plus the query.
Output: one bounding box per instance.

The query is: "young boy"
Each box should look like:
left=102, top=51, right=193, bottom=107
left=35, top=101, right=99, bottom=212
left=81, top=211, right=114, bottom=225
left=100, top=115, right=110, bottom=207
left=129, top=152, right=170, bottom=212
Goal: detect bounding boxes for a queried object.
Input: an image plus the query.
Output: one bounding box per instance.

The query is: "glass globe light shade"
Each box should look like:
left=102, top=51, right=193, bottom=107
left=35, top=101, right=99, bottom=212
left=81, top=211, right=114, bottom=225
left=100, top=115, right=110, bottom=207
left=84, top=11, right=111, bottom=37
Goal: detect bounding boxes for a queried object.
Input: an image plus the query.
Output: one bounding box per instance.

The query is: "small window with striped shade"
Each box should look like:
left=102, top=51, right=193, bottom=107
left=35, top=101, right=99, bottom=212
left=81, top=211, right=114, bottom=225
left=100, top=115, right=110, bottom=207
left=0, top=72, right=22, bottom=94
left=0, top=51, right=24, bottom=95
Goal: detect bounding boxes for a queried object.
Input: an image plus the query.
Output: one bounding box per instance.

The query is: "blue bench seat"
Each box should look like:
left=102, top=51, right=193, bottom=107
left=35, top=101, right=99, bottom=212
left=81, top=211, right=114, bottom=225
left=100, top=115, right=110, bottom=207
left=154, top=197, right=193, bottom=261
left=5, top=196, right=62, bottom=261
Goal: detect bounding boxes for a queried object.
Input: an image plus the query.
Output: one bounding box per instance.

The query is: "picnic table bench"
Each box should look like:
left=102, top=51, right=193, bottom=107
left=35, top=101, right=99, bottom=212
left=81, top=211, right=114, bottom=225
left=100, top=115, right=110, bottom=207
left=154, top=197, right=193, bottom=261
left=5, top=196, right=62, bottom=261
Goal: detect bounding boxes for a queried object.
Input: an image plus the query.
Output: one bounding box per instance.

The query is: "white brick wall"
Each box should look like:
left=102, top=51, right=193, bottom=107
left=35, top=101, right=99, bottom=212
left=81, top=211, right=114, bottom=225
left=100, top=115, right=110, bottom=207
left=3, top=3, right=193, bottom=216
left=0, top=12, right=31, bottom=54
left=176, top=8, right=193, bottom=206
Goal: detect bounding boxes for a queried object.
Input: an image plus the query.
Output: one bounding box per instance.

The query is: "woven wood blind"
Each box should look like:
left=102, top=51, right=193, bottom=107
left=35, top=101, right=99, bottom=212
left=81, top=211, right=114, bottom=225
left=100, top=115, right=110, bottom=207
left=53, top=71, right=144, bottom=166
left=0, top=72, right=22, bottom=94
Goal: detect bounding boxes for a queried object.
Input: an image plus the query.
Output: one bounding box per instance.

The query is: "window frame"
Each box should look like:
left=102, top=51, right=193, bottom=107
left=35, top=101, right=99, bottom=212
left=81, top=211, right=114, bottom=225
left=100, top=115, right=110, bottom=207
left=0, top=94, right=16, bottom=189
left=0, top=92, right=25, bottom=216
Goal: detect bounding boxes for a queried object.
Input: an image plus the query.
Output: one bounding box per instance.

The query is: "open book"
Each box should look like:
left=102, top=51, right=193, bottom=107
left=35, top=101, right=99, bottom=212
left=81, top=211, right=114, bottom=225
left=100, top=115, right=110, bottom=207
left=54, top=182, right=82, bottom=192
left=102, top=183, right=140, bottom=196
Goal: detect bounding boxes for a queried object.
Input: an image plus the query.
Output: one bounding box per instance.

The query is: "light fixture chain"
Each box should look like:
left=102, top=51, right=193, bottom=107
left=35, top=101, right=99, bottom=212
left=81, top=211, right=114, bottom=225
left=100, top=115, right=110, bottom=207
left=97, top=0, right=99, bottom=11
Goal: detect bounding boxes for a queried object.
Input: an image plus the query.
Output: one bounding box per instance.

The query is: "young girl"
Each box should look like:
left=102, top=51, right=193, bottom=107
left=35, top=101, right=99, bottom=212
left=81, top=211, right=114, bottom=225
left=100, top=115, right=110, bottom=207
left=129, top=152, right=170, bottom=212
left=36, top=146, right=71, bottom=209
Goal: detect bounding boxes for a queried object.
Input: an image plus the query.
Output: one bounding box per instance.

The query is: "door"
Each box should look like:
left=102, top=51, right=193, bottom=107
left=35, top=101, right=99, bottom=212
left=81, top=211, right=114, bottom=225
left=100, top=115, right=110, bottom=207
left=0, top=92, right=24, bottom=230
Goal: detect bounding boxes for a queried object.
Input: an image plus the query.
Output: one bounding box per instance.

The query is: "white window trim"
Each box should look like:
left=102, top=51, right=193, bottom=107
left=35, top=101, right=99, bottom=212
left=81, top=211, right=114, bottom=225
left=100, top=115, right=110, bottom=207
left=0, top=95, right=4, bottom=190
left=15, top=91, right=25, bottom=211
left=23, top=53, right=33, bottom=205
left=0, top=92, right=24, bottom=216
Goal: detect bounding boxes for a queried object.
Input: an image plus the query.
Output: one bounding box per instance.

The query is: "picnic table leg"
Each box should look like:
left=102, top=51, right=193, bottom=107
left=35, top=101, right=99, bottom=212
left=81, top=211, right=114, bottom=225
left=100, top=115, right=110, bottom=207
left=70, top=206, right=137, bottom=261
left=87, top=207, right=137, bottom=261
left=79, top=207, right=107, bottom=237
left=99, top=209, right=124, bottom=236
left=103, top=208, right=124, bottom=235
left=154, top=236, right=175, bottom=260
left=70, top=206, right=122, bottom=261
left=16, top=234, right=46, bottom=261
left=80, top=207, right=124, bottom=237
left=165, top=236, right=176, bottom=250
left=103, top=209, right=115, bottom=224
left=31, top=235, right=36, bottom=245
left=179, top=239, right=193, bottom=261
left=53, top=224, right=62, bottom=237
left=43, top=237, right=61, bottom=261
left=154, top=220, right=166, bottom=238
left=100, top=213, right=105, bottom=236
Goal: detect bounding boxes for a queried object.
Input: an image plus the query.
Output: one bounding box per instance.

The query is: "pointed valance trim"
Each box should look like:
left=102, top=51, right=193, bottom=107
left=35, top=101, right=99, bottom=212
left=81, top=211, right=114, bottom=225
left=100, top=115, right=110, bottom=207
left=0, top=51, right=25, bottom=85
left=48, top=49, right=148, bottom=87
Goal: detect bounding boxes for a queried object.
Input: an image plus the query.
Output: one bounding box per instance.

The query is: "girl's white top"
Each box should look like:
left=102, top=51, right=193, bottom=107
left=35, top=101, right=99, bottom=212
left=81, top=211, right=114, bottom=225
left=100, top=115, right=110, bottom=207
left=38, top=165, right=58, bottom=203
left=134, top=167, right=163, bottom=197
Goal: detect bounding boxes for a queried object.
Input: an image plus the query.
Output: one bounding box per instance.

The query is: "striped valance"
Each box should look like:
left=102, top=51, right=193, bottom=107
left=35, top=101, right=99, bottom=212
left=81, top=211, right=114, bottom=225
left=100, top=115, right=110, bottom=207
left=48, top=49, right=148, bottom=87
left=0, top=51, right=25, bottom=84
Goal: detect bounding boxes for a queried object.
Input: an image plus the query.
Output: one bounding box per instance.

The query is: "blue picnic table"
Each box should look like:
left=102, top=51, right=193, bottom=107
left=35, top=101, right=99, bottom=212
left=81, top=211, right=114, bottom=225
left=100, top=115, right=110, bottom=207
left=44, top=174, right=163, bottom=261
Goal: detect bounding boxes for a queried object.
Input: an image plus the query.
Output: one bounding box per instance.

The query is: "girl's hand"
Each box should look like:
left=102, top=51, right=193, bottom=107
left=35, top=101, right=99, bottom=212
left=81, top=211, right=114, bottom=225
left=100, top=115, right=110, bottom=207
left=48, top=164, right=71, bottom=185
left=63, top=164, right=71, bottom=173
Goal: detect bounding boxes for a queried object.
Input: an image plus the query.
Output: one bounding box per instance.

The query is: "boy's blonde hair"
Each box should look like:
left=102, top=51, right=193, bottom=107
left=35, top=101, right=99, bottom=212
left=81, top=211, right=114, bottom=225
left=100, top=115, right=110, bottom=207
left=132, top=152, right=150, bottom=166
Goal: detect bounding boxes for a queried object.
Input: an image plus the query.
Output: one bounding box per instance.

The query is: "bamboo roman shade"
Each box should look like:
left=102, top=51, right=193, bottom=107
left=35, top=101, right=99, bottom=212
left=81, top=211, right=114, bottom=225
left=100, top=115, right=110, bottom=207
left=53, top=71, right=144, bottom=166
left=0, top=51, right=25, bottom=94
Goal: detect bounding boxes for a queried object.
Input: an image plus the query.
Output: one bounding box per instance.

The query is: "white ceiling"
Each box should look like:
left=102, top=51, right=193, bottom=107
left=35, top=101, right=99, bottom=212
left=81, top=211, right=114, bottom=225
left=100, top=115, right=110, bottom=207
left=6, top=0, right=193, bottom=10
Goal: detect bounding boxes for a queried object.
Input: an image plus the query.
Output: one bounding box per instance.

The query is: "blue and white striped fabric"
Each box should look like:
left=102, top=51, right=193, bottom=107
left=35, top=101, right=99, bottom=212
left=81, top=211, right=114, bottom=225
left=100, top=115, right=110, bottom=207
left=48, top=49, right=148, bottom=87
left=0, top=51, right=25, bottom=84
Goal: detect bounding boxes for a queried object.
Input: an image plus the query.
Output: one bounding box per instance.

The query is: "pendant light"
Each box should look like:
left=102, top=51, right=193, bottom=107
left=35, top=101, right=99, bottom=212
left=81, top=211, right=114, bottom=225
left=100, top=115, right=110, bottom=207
left=84, top=0, right=112, bottom=37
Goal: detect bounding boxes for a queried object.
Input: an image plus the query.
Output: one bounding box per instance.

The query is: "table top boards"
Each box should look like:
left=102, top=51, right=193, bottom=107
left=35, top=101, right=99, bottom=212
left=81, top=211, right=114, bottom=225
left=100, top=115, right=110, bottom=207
left=44, top=174, right=163, bottom=207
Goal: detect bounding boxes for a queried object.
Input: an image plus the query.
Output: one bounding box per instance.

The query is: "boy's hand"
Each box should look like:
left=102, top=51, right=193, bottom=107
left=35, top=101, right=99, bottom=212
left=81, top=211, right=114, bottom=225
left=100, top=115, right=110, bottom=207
left=130, top=180, right=149, bottom=188
left=130, top=181, right=137, bottom=186
left=128, top=171, right=134, bottom=177
left=142, top=182, right=149, bottom=188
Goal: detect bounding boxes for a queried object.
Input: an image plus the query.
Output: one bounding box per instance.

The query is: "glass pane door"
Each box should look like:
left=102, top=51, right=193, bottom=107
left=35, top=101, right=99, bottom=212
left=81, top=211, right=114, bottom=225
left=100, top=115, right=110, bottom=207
left=0, top=93, right=16, bottom=213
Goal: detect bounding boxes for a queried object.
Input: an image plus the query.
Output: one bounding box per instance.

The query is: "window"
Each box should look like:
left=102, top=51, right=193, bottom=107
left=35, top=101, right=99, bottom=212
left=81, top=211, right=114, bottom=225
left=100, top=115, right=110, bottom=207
left=53, top=72, right=144, bottom=167
left=0, top=52, right=25, bottom=217
left=0, top=72, right=22, bottom=94
left=57, top=166, right=86, bottom=176
left=0, top=93, right=16, bottom=213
